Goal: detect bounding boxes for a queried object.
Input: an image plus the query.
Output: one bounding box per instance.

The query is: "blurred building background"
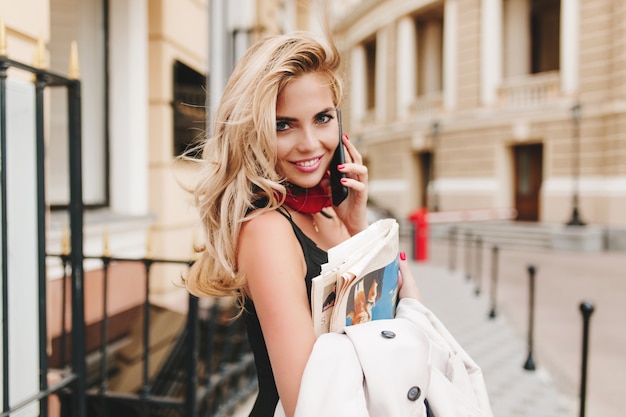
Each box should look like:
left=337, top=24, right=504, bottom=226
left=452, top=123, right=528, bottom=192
left=329, top=0, right=626, bottom=250
left=1, top=0, right=625, bottom=415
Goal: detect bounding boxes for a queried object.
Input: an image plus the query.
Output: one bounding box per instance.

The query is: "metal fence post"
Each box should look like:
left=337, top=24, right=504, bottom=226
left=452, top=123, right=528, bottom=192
left=488, top=245, right=499, bottom=319
left=0, top=55, right=9, bottom=417
left=68, top=77, right=87, bottom=417
left=464, top=230, right=473, bottom=280
left=185, top=293, right=199, bottom=417
left=579, top=301, right=594, bottom=417
left=474, top=236, right=483, bottom=295
left=523, top=264, right=537, bottom=371
left=448, top=227, right=457, bottom=271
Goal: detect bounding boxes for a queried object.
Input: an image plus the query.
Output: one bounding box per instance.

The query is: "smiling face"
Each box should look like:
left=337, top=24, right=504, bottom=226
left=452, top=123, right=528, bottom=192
left=275, top=72, right=340, bottom=189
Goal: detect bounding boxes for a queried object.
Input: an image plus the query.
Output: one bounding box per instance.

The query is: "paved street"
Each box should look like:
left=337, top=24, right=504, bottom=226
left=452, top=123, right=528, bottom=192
left=233, top=238, right=625, bottom=417
left=422, top=238, right=625, bottom=417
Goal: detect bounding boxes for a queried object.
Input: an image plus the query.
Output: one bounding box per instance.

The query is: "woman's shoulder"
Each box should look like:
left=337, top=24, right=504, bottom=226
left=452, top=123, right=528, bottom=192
left=239, top=209, right=299, bottom=251
left=238, top=209, right=307, bottom=291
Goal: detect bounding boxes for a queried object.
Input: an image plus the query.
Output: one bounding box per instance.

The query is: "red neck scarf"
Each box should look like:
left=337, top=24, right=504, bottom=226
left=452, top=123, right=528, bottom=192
left=283, top=183, right=331, bottom=214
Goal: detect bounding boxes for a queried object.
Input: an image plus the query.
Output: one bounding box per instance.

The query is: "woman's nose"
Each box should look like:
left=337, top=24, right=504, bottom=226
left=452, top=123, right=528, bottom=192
left=298, top=126, right=317, bottom=149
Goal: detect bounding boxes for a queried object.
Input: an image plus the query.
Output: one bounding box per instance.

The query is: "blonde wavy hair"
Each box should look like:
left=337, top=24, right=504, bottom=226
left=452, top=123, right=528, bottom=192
left=184, top=32, right=343, bottom=306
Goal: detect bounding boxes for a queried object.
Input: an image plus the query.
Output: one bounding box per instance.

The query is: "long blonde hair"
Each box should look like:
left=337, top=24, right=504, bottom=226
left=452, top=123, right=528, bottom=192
left=185, top=32, right=343, bottom=304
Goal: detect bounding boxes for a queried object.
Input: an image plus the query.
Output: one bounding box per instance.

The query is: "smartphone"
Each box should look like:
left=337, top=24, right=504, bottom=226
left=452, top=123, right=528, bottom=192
left=329, top=109, right=349, bottom=206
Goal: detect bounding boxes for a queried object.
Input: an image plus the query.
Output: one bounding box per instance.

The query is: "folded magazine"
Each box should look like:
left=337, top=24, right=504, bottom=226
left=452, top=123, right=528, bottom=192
left=311, top=218, right=400, bottom=337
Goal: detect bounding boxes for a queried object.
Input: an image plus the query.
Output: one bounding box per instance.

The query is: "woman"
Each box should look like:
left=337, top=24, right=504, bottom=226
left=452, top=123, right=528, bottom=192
left=185, top=32, right=420, bottom=417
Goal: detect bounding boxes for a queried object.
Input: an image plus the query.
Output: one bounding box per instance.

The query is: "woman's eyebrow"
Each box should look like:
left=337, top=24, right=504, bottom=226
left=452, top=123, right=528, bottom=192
left=317, top=107, right=335, bottom=115
left=276, top=116, right=297, bottom=122
left=276, top=108, right=335, bottom=121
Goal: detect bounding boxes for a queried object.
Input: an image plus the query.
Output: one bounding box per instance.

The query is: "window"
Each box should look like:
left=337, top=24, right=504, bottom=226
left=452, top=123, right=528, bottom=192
left=49, top=0, right=108, bottom=208
left=173, top=61, right=207, bottom=157
left=504, top=0, right=561, bottom=77
left=531, top=0, right=560, bottom=73
left=364, top=37, right=377, bottom=111
left=415, top=8, right=443, bottom=97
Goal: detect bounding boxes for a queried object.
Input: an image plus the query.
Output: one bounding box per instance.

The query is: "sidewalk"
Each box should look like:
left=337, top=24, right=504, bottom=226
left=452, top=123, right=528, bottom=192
left=424, top=239, right=625, bottom=417
left=411, top=260, right=573, bottom=417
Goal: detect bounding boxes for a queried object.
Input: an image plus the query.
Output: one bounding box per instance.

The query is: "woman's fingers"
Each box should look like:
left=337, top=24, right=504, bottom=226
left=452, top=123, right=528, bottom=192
left=398, top=251, right=420, bottom=300
left=342, top=134, right=362, bottom=165
left=338, top=162, right=368, bottom=185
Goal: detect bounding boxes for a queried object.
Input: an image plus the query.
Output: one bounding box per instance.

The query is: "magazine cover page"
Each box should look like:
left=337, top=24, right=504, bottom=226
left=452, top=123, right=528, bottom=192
left=343, top=257, right=399, bottom=327
left=311, top=219, right=399, bottom=336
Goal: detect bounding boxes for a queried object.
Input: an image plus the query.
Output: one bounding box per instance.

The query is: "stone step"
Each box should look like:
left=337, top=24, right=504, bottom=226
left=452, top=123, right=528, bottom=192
left=429, top=221, right=582, bottom=251
left=403, top=218, right=626, bottom=252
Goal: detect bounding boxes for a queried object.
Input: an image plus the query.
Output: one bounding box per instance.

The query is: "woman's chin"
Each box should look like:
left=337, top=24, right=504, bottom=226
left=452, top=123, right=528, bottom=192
left=287, top=176, right=324, bottom=189
left=291, top=182, right=319, bottom=190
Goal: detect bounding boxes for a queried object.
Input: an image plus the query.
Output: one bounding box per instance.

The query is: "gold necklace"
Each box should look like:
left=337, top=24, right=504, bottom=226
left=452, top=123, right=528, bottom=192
left=285, top=206, right=319, bottom=233
left=310, top=214, right=319, bottom=232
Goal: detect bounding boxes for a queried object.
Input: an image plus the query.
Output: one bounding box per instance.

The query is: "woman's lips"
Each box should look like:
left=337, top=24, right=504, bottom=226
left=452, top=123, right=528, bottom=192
left=291, top=156, right=323, bottom=173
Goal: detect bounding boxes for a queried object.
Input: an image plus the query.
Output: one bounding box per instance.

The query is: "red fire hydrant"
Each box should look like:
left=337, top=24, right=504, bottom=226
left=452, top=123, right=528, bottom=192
left=408, top=208, right=429, bottom=261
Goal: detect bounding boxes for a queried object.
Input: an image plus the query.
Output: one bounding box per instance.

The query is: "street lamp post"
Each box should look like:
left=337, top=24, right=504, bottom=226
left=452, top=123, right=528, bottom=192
left=430, top=120, right=440, bottom=212
left=567, top=103, right=585, bottom=226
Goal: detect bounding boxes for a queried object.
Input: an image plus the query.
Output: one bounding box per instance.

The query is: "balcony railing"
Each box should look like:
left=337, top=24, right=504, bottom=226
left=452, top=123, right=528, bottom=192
left=408, top=92, right=443, bottom=120
left=49, top=253, right=257, bottom=417
left=498, top=71, right=561, bottom=109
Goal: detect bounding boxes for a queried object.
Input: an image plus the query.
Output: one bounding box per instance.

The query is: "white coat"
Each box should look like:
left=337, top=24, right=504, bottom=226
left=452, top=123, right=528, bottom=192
left=274, top=298, right=493, bottom=417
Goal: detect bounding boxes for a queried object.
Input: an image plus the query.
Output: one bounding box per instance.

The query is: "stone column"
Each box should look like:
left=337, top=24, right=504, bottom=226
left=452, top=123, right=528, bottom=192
left=443, top=0, right=458, bottom=110
left=560, top=0, right=580, bottom=95
left=350, top=44, right=367, bottom=126
left=503, top=0, right=530, bottom=77
left=375, top=29, right=388, bottom=123
left=480, top=0, right=503, bottom=105
left=397, top=16, right=417, bottom=118
left=109, top=0, right=149, bottom=214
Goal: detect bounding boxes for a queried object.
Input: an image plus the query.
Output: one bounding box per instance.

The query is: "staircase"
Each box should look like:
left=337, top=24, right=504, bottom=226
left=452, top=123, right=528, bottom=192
left=428, top=221, right=614, bottom=252
left=431, top=221, right=553, bottom=250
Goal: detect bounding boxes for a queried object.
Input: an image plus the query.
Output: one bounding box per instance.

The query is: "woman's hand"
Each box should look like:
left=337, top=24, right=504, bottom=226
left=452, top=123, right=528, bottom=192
left=398, top=251, right=421, bottom=300
left=329, top=133, right=369, bottom=235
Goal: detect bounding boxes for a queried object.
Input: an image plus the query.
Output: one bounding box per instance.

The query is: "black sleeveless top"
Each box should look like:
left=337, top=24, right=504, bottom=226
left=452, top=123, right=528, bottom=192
left=243, top=208, right=328, bottom=417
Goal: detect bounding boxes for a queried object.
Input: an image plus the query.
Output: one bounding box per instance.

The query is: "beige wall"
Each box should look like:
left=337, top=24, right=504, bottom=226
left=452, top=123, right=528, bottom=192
left=456, top=0, right=481, bottom=112
left=147, top=0, right=208, bottom=291
left=3, top=0, right=50, bottom=72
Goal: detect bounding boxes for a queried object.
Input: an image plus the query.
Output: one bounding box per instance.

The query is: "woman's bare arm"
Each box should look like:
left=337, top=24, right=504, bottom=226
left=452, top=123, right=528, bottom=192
left=238, top=211, right=316, bottom=417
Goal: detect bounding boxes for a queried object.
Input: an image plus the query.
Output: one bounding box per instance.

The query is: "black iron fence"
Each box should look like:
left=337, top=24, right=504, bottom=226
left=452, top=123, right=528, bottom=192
left=1, top=52, right=256, bottom=417
left=1, top=53, right=86, bottom=417
left=50, top=253, right=257, bottom=417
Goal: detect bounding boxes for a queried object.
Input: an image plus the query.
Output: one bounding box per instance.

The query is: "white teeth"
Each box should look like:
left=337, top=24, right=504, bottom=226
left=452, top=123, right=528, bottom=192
left=296, top=158, right=319, bottom=167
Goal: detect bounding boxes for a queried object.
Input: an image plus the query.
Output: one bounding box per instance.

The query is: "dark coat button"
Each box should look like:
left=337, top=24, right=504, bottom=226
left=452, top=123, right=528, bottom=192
left=380, top=330, right=396, bottom=339
left=407, top=386, right=421, bottom=401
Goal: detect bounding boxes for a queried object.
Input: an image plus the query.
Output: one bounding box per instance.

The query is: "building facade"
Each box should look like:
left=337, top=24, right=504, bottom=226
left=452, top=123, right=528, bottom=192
left=329, top=0, right=626, bottom=236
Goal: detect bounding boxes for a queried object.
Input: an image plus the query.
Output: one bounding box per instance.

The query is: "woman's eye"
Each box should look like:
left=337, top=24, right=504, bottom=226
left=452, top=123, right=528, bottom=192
left=316, top=114, right=332, bottom=124
left=276, top=121, right=290, bottom=131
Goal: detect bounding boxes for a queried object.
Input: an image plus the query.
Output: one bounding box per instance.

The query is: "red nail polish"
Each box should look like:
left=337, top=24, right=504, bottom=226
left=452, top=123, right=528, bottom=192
left=400, top=251, right=406, bottom=261
left=343, top=133, right=349, bottom=141
left=337, top=164, right=345, bottom=170
left=340, top=178, right=348, bottom=183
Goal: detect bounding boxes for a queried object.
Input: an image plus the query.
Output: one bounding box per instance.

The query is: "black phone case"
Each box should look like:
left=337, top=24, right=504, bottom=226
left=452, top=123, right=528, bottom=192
left=330, top=109, right=348, bottom=206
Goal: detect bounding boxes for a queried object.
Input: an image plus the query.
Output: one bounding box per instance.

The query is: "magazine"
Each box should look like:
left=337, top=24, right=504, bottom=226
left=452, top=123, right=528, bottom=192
left=311, top=218, right=400, bottom=337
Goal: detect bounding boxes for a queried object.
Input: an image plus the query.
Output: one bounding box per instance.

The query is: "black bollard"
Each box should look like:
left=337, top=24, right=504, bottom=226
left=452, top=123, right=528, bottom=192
left=523, top=264, right=537, bottom=371
left=488, top=245, right=499, bottom=319
left=579, top=301, right=595, bottom=417
left=464, top=230, right=473, bottom=280
left=474, top=236, right=483, bottom=295
left=448, top=227, right=457, bottom=272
